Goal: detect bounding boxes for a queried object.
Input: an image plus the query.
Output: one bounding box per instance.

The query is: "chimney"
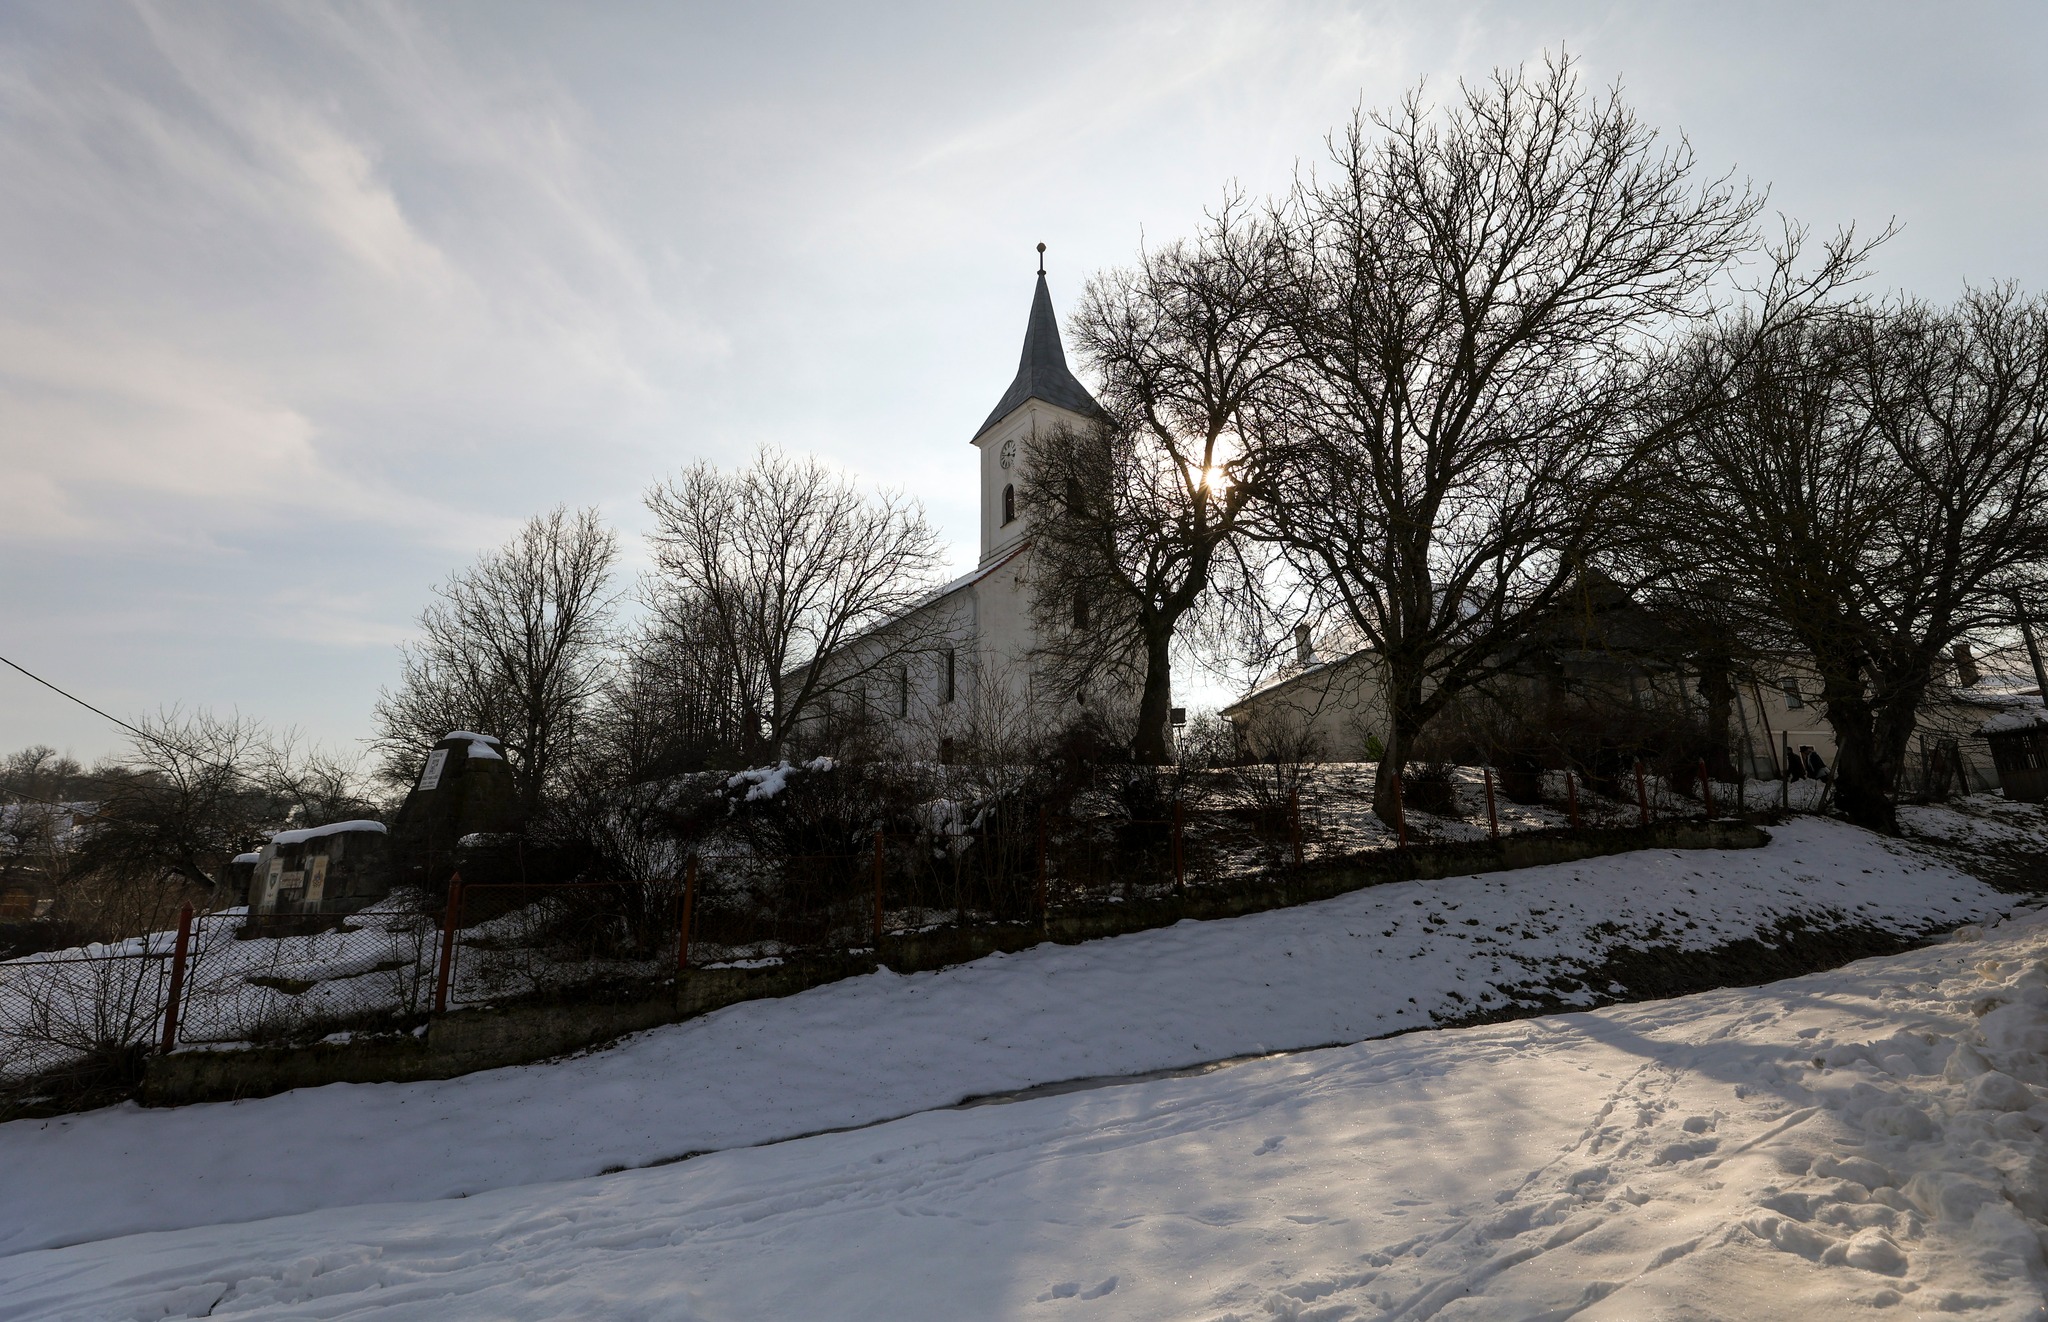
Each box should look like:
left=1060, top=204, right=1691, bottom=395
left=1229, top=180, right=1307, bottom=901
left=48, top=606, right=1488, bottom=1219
left=1952, top=643, right=1980, bottom=688
left=1295, top=624, right=1315, bottom=668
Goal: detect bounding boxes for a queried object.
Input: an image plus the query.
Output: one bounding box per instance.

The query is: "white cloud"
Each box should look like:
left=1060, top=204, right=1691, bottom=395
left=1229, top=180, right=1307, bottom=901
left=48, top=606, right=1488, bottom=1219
left=2, top=0, right=2044, bottom=762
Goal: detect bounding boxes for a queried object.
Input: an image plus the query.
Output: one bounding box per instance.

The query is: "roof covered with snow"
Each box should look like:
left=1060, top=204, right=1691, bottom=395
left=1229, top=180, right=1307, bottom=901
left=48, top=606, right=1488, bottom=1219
left=1980, top=703, right=2048, bottom=735
left=270, top=819, right=388, bottom=847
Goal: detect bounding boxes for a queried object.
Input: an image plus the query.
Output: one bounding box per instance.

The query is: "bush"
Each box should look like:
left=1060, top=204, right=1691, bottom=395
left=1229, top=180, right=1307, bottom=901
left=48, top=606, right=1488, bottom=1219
left=1403, top=762, right=1461, bottom=815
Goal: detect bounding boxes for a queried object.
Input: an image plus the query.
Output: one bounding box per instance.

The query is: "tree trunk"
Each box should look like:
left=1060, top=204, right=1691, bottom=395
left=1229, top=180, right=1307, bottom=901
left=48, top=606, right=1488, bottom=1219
left=1373, top=662, right=1426, bottom=826
left=1820, top=680, right=1901, bottom=834
left=1698, top=654, right=1737, bottom=778
left=1828, top=724, right=1897, bottom=834
left=1819, top=658, right=1929, bottom=836
left=1131, top=627, right=1175, bottom=765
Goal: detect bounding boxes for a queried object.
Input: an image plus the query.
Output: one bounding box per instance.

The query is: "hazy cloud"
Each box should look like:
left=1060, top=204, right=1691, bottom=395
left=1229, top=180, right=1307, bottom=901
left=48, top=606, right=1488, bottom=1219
left=2, top=0, right=2042, bottom=759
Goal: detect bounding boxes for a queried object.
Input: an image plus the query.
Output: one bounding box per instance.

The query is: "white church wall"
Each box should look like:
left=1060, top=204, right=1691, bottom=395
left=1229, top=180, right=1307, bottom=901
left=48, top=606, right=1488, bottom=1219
left=776, top=265, right=1151, bottom=761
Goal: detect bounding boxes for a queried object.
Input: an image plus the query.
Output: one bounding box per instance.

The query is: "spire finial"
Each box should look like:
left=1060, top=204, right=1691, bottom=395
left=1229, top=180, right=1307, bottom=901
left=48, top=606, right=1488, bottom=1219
left=1036, top=241, right=1046, bottom=276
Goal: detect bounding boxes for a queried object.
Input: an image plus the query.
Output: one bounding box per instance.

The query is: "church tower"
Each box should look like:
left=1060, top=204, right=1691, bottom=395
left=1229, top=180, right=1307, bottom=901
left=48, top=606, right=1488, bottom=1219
left=969, top=248, right=1103, bottom=566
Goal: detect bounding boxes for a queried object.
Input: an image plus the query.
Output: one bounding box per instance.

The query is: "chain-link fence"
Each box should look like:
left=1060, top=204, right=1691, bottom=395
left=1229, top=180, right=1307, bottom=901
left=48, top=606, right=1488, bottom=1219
left=0, top=942, right=170, bottom=1110
left=173, top=900, right=442, bottom=1049
left=443, top=879, right=684, bottom=1007
left=1, top=757, right=1782, bottom=1114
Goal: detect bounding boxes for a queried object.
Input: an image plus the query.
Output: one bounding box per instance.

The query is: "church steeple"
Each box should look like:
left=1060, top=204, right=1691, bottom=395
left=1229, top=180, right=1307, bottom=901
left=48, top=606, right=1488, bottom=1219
left=973, top=253, right=1102, bottom=441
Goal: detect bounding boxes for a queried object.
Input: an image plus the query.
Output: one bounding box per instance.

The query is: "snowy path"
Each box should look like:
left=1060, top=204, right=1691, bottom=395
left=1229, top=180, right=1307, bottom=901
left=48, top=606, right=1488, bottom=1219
left=9, top=902, right=2048, bottom=1317
left=0, top=818, right=2008, bottom=1265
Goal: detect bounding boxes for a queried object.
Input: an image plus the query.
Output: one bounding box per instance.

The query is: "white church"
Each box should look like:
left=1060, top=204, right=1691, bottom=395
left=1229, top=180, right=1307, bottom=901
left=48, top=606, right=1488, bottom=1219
left=789, top=259, right=1147, bottom=756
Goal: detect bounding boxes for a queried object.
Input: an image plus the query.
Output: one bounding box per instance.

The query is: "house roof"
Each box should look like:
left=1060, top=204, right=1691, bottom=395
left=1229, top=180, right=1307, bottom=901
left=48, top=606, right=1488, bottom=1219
left=974, top=271, right=1103, bottom=441
left=778, top=541, right=1032, bottom=686
left=1221, top=647, right=1373, bottom=716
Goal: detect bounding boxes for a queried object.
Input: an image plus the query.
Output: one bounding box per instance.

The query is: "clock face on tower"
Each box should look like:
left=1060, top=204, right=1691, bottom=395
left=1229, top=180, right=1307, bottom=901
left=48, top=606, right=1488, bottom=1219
left=999, top=437, right=1016, bottom=470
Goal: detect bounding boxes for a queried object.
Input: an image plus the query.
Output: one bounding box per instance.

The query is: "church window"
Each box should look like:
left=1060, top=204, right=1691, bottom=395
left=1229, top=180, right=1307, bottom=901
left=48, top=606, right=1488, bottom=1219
left=1002, top=484, right=1016, bottom=525
left=944, top=648, right=957, bottom=703
left=1072, top=588, right=1090, bottom=629
left=897, top=665, right=910, bottom=718
left=1065, top=476, right=1087, bottom=516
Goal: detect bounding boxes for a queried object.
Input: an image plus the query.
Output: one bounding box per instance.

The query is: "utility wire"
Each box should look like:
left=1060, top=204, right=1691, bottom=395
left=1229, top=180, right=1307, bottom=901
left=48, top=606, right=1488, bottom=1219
left=0, top=651, right=269, bottom=792
left=0, top=654, right=156, bottom=746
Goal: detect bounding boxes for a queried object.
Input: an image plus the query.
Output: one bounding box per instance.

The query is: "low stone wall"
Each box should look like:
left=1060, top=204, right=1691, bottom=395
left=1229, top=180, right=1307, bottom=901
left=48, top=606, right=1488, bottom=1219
left=140, top=818, right=1766, bottom=1108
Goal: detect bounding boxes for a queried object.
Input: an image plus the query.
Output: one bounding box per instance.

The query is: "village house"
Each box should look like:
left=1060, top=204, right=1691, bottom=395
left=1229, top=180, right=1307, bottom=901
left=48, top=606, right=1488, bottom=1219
left=1226, top=577, right=2045, bottom=800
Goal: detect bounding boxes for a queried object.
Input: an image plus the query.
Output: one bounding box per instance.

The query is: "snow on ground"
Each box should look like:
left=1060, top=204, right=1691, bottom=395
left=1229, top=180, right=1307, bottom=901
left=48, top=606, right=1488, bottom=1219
left=10, top=896, right=2048, bottom=1317
left=1906, top=796, right=2048, bottom=854
left=0, top=817, right=2013, bottom=1263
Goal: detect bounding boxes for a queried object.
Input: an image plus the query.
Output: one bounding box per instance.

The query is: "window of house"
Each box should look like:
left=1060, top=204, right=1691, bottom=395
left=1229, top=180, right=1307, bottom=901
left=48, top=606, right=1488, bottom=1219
left=1781, top=678, right=1803, bottom=709
left=1002, top=484, right=1016, bottom=524
left=944, top=648, right=956, bottom=703
left=1073, top=589, right=1089, bottom=629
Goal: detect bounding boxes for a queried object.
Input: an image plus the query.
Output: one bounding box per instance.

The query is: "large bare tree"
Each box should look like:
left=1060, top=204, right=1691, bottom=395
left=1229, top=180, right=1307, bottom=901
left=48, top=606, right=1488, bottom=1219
left=1259, top=57, right=1761, bottom=820
left=1023, top=202, right=1290, bottom=763
left=644, top=449, right=945, bottom=760
left=373, top=506, right=619, bottom=816
left=1659, top=283, right=2048, bottom=831
left=593, top=598, right=758, bottom=778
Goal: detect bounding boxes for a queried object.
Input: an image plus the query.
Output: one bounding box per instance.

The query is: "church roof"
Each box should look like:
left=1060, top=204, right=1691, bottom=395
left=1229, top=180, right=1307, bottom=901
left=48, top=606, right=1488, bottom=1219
left=974, top=270, right=1104, bottom=440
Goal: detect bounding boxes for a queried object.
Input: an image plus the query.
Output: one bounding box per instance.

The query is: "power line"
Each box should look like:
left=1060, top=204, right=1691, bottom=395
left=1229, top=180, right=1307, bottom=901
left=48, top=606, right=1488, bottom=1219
left=0, top=652, right=266, bottom=791
left=0, top=654, right=156, bottom=745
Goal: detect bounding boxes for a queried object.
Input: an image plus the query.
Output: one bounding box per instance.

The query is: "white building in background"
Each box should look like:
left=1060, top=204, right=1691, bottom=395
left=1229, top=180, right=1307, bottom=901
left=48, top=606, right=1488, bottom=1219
left=787, top=260, right=1143, bottom=755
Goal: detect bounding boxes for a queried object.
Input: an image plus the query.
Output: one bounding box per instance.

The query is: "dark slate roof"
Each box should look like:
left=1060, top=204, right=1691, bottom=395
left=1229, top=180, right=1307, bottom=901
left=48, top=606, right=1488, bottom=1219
left=974, top=271, right=1104, bottom=440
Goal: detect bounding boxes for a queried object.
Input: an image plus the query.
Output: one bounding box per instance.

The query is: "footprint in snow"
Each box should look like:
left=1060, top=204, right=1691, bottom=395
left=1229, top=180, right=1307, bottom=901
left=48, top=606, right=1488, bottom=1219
left=1037, top=1277, right=1118, bottom=1302
left=1254, top=1135, right=1286, bottom=1156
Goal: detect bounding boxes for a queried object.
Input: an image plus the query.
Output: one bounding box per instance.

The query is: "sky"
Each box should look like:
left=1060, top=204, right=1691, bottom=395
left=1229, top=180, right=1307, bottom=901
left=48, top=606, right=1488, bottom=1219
left=3, top=0, right=2045, bottom=766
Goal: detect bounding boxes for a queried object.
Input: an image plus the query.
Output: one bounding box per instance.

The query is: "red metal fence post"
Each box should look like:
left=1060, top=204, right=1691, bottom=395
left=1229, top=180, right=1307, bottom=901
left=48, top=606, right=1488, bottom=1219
left=1288, top=788, right=1303, bottom=868
left=157, top=903, right=194, bottom=1054
left=1392, top=770, right=1408, bottom=848
left=1566, top=770, right=1581, bottom=830
left=1171, top=799, right=1185, bottom=890
left=677, top=856, right=698, bottom=974
left=1699, top=759, right=1714, bottom=822
left=871, top=829, right=885, bottom=950
left=1483, top=766, right=1500, bottom=841
left=433, top=872, right=463, bottom=1017
left=1635, top=760, right=1650, bottom=827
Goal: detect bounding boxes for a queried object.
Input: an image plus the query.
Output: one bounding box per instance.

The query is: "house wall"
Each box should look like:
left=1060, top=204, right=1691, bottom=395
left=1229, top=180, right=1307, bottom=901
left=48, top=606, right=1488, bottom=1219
left=1226, top=653, right=1391, bottom=762
left=1727, top=664, right=2014, bottom=792
left=1229, top=642, right=2023, bottom=796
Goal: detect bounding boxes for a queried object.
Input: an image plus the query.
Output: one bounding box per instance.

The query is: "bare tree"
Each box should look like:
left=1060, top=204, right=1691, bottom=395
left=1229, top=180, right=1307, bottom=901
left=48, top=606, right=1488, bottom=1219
left=47, top=710, right=282, bottom=937
left=1023, top=202, right=1290, bottom=763
left=372, top=506, right=619, bottom=815
left=1659, top=283, right=2048, bottom=831
left=644, top=449, right=946, bottom=760
left=591, top=600, right=757, bottom=779
left=0, top=747, right=107, bottom=806
left=1258, top=57, right=1761, bottom=821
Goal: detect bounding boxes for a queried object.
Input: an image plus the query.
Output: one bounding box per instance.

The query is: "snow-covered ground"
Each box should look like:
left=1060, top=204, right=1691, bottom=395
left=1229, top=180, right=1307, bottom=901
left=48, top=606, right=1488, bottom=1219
left=0, top=818, right=2017, bottom=1265
left=7, top=872, right=2048, bottom=1316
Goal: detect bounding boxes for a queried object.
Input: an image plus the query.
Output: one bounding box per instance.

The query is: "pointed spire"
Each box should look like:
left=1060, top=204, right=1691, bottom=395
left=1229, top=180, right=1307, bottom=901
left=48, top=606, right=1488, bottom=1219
left=974, top=247, right=1103, bottom=440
